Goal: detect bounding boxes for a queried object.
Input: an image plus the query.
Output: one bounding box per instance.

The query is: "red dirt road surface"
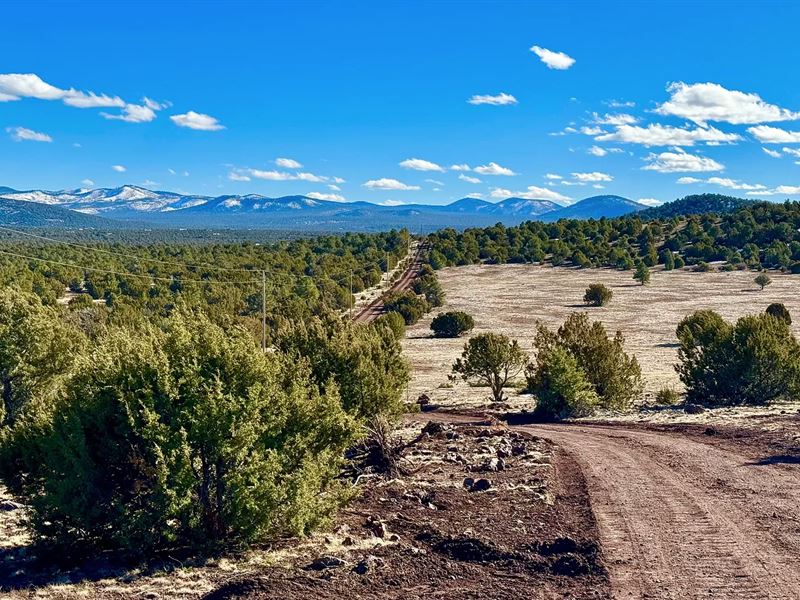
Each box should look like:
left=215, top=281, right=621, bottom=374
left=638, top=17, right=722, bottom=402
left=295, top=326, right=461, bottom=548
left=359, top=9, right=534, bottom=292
left=353, top=242, right=426, bottom=323
left=518, top=423, right=800, bottom=599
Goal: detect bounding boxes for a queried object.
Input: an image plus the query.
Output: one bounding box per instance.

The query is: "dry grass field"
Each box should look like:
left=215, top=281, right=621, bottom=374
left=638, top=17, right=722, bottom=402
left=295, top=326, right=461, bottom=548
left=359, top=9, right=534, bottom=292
left=403, top=264, right=800, bottom=413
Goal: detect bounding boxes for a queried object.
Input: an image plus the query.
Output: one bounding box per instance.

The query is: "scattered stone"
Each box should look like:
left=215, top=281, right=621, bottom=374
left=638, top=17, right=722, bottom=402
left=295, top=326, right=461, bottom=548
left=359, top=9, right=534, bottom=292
left=703, top=427, right=717, bottom=436
left=422, top=421, right=448, bottom=436
left=388, top=533, right=401, bottom=542
left=308, top=556, right=347, bottom=571
left=0, top=500, right=23, bottom=511
left=551, top=554, right=589, bottom=577
left=463, top=477, right=492, bottom=492
left=342, top=535, right=355, bottom=546
left=366, top=515, right=388, bottom=538
left=417, top=393, right=431, bottom=406
left=483, top=457, right=505, bottom=472
left=353, top=555, right=382, bottom=575
left=684, top=403, right=706, bottom=414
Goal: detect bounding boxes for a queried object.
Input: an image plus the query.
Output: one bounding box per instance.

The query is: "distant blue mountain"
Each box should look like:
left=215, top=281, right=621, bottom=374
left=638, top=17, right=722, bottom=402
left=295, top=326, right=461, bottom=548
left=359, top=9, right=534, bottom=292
left=0, top=185, right=646, bottom=231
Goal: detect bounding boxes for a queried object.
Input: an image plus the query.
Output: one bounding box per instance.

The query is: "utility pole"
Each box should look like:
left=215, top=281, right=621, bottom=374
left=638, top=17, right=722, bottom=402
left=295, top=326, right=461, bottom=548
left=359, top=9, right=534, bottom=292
left=349, top=269, right=353, bottom=320
left=261, top=270, right=266, bottom=352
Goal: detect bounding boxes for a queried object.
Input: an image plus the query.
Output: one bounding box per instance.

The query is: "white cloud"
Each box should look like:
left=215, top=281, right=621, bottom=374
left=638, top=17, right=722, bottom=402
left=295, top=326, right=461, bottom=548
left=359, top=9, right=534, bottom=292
left=102, top=102, right=157, bottom=123
left=295, top=172, right=327, bottom=182
left=655, top=82, right=800, bottom=125
left=545, top=173, right=563, bottom=180
left=363, top=178, right=420, bottom=191
left=0, top=73, right=68, bottom=101
left=449, top=164, right=471, bottom=171
left=595, top=123, right=740, bottom=147
left=228, top=171, right=251, bottom=182
left=606, top=99, right=635, bottom=108
left=64, top=91, right=125, bottom=108
left=332, top=176, right=345, bottom=184
left=399, top=157, right=445, bottom=172
left=170, top=111, right=224, bottom=131
left=706, top=177, right=766, bottom=191
left=592, top=112, right=638, bottom=126
left=642, top=148, right=724, bottom=173
left=467, top=92, right=518, bottom=106
left=530, top=45, right=575, bottom=70
left=474, top=162, right=516, bottom=176
left=588, top=146, right=607, bottom=157
left=580, top=126, right=606, bottom=136
left=763, top=147, right=782, bottom=158
left=571, top=171, right=613, bottom=182
left=6, top=126, right=52, bottom=142
left=637, top=197, right=663, bottom=207
left=674, top=175, right=765, bottom=191
left=307, top=192, right=346, bottom=202
left=112, top=165, right=126, bottom=172
left=747, top=185, right=800, bottom=196
left=458, top=174, right=481, bottom=184
left=241, top=168, right=332, bottom=183
left=328, top=184, right=341, bottom=191
left=81, top=178, right=95, bottom=187
left=783, top=147, right=800, bottom=158
left=275, top=157, right=302, bottom=169
left=249, top=169, right=293, bottom=181
left=425, top=179, right=444, bottom=186
left=143, top=97, right=169, bottom=111
left=748, top=125, right=800, bottom=144
left=490, top=185, right=571, bottom=203
left=593, top=184, right=605, bottom=189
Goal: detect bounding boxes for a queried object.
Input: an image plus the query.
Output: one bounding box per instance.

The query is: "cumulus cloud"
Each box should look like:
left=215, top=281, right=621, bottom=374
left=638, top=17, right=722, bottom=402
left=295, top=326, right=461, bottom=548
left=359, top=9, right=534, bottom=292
left=571, top=171, right=613, bottom=182
left=241, top=168, right=332, bottom=182
left=675, top=174, right=766, bottom=191
left=102, top=102, right=157, bottom=123
left=399, top=158, right=445, bottom=172
left=112, top=165, right=126, bottom=172
left=747, top=185, right=800, bottom=196
left=748, top=125, right=800, bottom=144
left=6, top=126, right=52, bottom=142
left=588, top=146, right=607, bottom=157
left=783, top=147, right=800, bottom=158
left=170, top=111, right=225, bottom=131
left=490, top=185, right=571, bottom=203
left=637, top=198, right=663, bottom=207
left=530, top=45, right=575, bottom=70
left=0, top=73, right=175, bottom=127
left=677, top=177, right=702, bottom=184
left=474, top=162, right=516, bottom=176
left=449, top=164, right=471, bottom=171
left=363, top=178, right=420, bottom=191
left=307, top=192, right=346, bottom=202
left=467, top=92, right=518, bottom=106
left=595, top=123, right=740, bottom=147
left=544, top=173, right=563, bottom=180
left=592, top=113, right=638, bottom=126
left=228, top=172, right=251, bottom=182
left=655, top=82, right=800, bottom=125
left=275, top=157, right=302, bottom=169
left=642, top=149, right=724, bottom=173
left=763, top=147, right=782, bottom=158
left=459, top=174, right=482, bottom=184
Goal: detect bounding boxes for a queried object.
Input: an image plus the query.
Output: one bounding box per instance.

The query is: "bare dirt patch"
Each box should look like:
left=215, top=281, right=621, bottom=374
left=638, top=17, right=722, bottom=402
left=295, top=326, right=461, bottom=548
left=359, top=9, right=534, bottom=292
left=0, top=420, right=608, bottom=599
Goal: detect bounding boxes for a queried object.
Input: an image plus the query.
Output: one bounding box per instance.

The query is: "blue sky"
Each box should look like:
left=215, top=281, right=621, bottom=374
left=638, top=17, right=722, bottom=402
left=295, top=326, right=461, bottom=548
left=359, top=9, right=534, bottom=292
left=2, top=0, right=800, bottom=206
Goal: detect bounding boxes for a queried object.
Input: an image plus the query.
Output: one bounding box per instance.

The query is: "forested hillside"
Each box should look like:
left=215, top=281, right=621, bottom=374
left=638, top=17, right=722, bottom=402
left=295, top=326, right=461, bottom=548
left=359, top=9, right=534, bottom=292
left=427, top=200, right=800, bottom=273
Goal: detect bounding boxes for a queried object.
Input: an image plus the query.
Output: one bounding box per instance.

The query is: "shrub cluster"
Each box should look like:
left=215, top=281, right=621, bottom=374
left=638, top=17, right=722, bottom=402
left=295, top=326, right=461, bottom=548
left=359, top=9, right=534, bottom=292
left=430, top=311, right=475, bottom=338
left=527, top=313, right=643, bottom=419
left=676, top=310, right=800, bottom=406
left=583, top=283, right=612, bottom=307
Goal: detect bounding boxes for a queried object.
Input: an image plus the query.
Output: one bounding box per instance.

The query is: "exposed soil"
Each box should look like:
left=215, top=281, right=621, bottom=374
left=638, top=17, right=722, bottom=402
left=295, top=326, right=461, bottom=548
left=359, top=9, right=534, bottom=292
left=0, top=420, right=609, bottom=599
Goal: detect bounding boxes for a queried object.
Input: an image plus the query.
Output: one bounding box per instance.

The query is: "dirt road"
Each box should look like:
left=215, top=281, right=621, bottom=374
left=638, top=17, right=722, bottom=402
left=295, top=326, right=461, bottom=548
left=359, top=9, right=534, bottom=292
left=353, top=241, right=426, bottom=323
left=519, top=423, right=800, bottom=599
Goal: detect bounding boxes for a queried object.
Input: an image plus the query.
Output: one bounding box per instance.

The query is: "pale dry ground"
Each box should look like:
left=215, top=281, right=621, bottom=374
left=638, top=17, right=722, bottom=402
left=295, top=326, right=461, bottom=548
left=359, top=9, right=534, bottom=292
left=403, top=263, right=800, bottom=421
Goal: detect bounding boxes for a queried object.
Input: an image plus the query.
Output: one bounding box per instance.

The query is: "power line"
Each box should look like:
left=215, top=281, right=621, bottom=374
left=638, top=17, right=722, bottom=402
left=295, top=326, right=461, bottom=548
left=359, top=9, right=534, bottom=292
left=0, top=225, right=259, bottom=273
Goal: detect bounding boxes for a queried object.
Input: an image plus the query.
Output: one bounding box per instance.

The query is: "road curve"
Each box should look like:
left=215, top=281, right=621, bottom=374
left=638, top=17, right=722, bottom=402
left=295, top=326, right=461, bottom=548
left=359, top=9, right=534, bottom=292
left=353, top=241, right=427, bottom=323
left=519, top=423, right=800, bottom=599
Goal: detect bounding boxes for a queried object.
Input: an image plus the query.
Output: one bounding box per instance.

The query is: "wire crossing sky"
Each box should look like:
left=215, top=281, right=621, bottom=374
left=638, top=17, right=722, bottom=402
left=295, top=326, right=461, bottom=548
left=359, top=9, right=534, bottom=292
left=2, top=0, right=800, bottom=208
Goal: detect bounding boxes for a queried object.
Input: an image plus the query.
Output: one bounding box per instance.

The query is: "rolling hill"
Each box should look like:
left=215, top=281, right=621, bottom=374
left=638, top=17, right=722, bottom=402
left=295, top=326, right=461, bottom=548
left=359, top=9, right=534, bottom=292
left=637, top=194, right=754, bottom=219
left=541, top=195, right=648, bottom=221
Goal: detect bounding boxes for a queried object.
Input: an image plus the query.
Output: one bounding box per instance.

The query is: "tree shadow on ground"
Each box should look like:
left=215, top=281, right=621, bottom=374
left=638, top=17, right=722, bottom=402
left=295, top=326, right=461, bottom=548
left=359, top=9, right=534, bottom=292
left=747, top=454, right=800, bottom=466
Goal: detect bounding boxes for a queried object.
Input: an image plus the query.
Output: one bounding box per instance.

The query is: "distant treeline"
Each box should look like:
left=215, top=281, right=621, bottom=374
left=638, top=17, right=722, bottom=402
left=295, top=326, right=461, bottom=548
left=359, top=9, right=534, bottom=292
left=427, top=199, right=800, bottom=273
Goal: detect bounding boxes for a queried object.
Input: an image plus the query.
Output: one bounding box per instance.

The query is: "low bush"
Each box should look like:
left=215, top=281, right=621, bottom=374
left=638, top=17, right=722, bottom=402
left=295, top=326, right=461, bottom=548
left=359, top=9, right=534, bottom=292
left=676, top=310, right=800, bottom=406
left=529, top=346, right=598, bottom=420
left=655, top=386, right=680, bottom=405
left=583, top=283, right=612, bottom=307
left=766, top=302, right=792, bottom=325
left=430, top=311, right=475, bottom=338
left=383, top=291, right=429, bottom=325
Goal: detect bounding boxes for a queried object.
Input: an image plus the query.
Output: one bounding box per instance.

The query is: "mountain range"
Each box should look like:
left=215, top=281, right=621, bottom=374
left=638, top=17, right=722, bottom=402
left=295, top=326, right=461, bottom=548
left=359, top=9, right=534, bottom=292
left=0, top=185, right=649, bottom=231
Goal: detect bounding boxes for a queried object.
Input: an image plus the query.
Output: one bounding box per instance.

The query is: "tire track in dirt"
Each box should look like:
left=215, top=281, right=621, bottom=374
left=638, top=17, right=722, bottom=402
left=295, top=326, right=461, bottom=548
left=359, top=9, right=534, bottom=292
left=519, top=424, right=800, bottom=599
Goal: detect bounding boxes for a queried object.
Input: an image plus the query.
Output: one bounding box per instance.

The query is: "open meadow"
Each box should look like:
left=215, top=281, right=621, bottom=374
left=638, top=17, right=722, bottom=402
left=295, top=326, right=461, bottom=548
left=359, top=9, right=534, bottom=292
left=404, top=264, right=800, bottom=412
